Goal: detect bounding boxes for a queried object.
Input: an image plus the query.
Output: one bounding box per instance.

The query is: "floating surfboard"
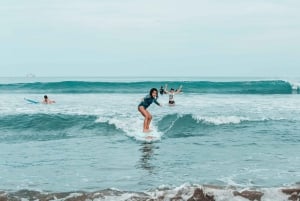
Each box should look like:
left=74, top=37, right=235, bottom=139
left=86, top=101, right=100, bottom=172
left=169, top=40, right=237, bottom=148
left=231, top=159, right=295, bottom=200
left=24, top=98, right=39, bottom=104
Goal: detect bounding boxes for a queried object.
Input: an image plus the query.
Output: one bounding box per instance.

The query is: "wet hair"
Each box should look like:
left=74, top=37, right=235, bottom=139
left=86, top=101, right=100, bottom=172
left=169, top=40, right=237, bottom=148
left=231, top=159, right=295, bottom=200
left=170, top=88, right=174, bottom=91
left=149, top=88, right=158, bottom=98
left=44, top=95, right=48, bottom=99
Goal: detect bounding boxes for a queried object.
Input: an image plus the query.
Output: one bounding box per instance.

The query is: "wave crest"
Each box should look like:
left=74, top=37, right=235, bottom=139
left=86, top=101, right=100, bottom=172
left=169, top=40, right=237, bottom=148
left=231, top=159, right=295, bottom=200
left=0, top=114, right=120, bottom=142
left=156, top=113, right=288, bottom=138
left=0, top=80, right=298, bottom=94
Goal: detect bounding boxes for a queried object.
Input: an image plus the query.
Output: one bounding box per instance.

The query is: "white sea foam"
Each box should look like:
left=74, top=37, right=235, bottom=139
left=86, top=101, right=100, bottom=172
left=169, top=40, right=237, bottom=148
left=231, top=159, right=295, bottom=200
left=192, top=115, right=250, bottom=125
left=96, top=115, right=162, bottom=142
left=285, top=79, right=300, bottom=91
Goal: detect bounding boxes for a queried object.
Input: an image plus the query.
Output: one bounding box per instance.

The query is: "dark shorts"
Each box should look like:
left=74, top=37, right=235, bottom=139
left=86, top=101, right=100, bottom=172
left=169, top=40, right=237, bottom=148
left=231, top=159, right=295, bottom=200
left=169, top=100, right=175, bottom=104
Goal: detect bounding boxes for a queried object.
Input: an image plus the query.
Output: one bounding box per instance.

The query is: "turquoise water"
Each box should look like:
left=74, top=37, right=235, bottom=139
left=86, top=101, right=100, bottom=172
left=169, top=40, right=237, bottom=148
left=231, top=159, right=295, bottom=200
left=0, top=77, right=300, bottom=200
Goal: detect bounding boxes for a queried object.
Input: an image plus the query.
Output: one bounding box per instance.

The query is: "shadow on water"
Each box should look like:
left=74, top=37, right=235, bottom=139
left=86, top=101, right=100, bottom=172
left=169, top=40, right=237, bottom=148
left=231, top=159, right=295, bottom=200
left=136, top=142, right=157, bottom=174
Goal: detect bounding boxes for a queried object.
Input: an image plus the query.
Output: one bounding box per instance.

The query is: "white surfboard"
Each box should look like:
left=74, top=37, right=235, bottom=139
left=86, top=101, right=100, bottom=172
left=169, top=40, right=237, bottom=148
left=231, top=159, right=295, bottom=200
left=144, top=133, right=158, bottom=141
left=24, top=98, right=39, bottom=104
left=127, top=130, right=162, bottom=142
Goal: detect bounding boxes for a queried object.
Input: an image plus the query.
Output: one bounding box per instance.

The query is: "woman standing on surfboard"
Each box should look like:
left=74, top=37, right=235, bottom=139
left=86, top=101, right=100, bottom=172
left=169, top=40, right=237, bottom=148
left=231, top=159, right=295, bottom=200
left=138, top=88, right=161, bottom=133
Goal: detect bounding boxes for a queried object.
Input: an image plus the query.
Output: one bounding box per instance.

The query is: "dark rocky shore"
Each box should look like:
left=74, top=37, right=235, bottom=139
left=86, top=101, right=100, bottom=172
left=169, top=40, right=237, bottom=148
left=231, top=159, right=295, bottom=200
left=1, top=187, right=299, bottom=201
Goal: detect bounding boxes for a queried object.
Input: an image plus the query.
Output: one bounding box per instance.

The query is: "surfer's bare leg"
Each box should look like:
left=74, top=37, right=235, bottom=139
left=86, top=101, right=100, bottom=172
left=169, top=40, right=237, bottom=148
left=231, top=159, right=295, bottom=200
left=138, top=106, right=152, bottom=132
left=145, top=113, right=152, bottom=131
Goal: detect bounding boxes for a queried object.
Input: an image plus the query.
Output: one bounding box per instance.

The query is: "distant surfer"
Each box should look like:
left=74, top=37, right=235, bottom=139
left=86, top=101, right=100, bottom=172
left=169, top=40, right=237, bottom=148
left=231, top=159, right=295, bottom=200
left=42, top=95, right=55, bottom=104
left=138, top=88, right=161, bottom=133
left=164, top=85, right=182, bottom=106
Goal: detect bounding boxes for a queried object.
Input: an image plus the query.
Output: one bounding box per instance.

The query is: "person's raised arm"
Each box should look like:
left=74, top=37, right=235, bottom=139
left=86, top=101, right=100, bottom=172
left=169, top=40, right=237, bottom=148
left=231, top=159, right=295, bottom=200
left=175, top=85, right=183, bottom=94
left=164, top=84, right=169, bottom=94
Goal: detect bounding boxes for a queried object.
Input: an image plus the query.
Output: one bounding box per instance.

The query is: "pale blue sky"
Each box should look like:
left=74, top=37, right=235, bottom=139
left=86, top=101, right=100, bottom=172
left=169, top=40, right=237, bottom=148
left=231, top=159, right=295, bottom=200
left=1, top=0, right=299, bottom=77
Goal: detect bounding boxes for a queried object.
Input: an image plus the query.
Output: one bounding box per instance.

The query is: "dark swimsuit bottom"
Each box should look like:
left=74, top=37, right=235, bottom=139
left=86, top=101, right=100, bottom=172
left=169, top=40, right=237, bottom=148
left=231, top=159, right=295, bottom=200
left=169, top=100, right=175, bottom=104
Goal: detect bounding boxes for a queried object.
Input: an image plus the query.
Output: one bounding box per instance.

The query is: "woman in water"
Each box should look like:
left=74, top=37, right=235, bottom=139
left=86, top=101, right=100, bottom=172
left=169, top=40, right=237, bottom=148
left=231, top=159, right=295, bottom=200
left=164, top=85, right=182, bottom=106
left=138, top=88, right=161, bottom=132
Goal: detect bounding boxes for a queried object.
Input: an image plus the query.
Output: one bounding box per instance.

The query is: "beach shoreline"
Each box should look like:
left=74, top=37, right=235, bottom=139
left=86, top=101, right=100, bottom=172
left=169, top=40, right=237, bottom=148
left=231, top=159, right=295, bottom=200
left=1, top=184, right=299, bottom=201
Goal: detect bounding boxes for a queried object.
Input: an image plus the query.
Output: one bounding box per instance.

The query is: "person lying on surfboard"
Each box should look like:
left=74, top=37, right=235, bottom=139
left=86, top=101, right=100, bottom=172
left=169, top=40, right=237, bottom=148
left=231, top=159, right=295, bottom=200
left=164, top=85, right=182, bottom=106
left=138, top=88, right=161, bottom=133
left=42, top=95, right=55, bottom=104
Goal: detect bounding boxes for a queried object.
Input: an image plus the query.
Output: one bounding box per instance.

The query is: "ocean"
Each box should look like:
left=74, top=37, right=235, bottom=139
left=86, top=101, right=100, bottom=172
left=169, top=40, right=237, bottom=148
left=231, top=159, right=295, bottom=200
left=0, top=77, right=299, bottom=201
